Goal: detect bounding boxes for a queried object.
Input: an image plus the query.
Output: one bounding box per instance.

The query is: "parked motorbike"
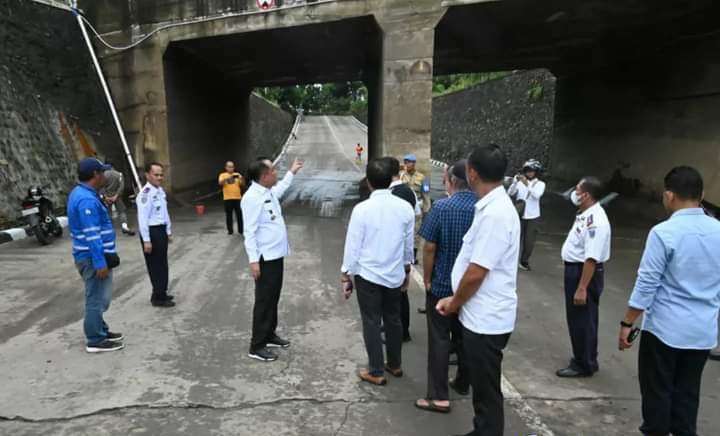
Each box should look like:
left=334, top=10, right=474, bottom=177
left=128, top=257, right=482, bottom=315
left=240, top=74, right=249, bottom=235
left=20, top=187, right=62, bottom=245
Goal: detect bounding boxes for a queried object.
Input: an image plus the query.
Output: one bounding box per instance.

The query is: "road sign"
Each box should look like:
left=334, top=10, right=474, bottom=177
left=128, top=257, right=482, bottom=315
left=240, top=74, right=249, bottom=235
left=256, top=0, right=275, bottom=10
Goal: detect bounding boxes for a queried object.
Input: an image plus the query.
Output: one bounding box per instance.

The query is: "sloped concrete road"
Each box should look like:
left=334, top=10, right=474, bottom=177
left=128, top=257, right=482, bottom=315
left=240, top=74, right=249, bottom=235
left=1, top=116, right=719, bottom=436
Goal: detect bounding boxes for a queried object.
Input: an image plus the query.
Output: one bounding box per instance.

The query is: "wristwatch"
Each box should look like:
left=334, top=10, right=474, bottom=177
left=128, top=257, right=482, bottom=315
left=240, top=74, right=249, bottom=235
left=620, top=320, right=633, bottom=328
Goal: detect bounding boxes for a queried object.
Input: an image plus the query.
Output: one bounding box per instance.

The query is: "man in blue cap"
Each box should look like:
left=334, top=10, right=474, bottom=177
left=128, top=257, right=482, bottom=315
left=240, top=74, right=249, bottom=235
left=400, top=153, right=428, bottom=265
left=67, top=157, right=124, bottom=353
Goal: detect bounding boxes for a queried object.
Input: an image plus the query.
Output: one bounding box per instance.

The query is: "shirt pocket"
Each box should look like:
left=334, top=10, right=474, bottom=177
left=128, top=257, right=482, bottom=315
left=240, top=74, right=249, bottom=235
left=262, top=202, right=278, bottom=222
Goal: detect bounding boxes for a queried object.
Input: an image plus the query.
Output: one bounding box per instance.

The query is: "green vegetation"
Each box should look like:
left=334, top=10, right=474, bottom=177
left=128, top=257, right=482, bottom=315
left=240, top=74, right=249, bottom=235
left=255, top=72, right=512, bottom=118
left=527, top=82, right=544, bottom=101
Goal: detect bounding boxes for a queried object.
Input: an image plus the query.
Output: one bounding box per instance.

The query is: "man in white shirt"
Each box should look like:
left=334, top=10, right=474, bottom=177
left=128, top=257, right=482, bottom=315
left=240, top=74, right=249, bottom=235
left=242, top=157, right=303, bottom=362
left=137, top=162, right=175, bottom=308
left=508, top=159, right=546, bottom=271
left=557, top=176, right=611, bottom=378
left=341, top=158, right=415, bottom=386
left=436, top=144, right=520, bottom=436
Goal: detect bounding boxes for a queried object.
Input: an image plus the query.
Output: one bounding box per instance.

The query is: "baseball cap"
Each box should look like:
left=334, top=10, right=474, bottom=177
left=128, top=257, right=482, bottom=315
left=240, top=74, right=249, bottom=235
left=403, top=154, right=417, bottom=162
left=78, top=157, right=111, bottom=175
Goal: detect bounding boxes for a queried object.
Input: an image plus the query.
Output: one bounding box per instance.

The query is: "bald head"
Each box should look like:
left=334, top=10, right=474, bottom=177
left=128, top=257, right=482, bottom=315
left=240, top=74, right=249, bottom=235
left=225, top=161, right=235, bottom=172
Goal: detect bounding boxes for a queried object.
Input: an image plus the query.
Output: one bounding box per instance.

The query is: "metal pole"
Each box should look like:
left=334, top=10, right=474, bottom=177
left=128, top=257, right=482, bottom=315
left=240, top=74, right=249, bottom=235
left=73, top=9, right=143, bottom=192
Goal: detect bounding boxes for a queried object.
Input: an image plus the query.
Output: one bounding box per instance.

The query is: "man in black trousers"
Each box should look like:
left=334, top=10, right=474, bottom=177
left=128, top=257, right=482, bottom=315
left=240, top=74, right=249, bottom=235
left=242, top=157, right=303, bottom=362
left=386, top=156, right=416, bottom=342
left=137, top=162, right=175, bottom=308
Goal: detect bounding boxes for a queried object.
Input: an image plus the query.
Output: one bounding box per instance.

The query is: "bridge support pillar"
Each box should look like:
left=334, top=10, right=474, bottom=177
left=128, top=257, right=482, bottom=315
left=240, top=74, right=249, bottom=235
left=371, top=10, right=445, bottom=177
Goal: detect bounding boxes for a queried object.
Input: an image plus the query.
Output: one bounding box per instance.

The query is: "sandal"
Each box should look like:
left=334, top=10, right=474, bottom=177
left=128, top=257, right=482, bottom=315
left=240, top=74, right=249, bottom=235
left=414, top=398, right=451, bottom=414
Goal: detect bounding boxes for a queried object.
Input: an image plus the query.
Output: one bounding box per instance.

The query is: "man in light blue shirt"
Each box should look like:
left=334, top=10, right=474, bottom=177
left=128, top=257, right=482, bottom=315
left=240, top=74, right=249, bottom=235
left=618, top=166, right=720, bottom=436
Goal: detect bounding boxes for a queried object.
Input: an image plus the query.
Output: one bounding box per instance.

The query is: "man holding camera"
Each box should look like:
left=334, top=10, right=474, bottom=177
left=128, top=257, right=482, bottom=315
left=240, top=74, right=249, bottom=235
left=508, top=159, right=545, bottom=271
left=219, top=161, right=245, bottom=236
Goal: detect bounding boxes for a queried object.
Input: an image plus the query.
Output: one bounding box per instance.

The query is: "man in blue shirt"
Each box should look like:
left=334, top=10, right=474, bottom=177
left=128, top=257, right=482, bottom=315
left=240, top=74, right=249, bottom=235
left=619, top=166, right=720, bottom=436
left=415, top=160, right=477, bottom=414
left=68, top=158, right=124, bottom=353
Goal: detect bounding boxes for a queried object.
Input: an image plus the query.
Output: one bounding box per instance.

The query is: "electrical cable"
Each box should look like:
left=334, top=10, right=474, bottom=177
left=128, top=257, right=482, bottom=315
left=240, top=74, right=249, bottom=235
left=77, top=0, right=338, bottom=53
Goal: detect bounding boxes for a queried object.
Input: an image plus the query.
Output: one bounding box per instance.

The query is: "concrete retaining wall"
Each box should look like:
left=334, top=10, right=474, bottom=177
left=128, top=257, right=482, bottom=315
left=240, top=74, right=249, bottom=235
left=431, top=70, right=556, bottom=175
left=0, top=0, right=122, bottom=227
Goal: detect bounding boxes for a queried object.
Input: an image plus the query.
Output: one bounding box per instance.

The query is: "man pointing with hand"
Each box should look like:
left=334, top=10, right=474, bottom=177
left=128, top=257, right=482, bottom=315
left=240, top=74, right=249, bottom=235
left=242, top=157, right=303, bottom=362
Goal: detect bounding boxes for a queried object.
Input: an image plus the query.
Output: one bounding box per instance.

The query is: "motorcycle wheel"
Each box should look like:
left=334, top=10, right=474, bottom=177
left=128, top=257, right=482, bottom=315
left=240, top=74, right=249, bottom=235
left=51, top=217, right=63, bottom=237
left=35, top=227, right=52, bottom=245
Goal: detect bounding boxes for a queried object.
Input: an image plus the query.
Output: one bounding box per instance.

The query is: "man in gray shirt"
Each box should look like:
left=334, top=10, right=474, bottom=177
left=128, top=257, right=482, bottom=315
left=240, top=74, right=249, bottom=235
left=101, top=161, right=135, bottom=236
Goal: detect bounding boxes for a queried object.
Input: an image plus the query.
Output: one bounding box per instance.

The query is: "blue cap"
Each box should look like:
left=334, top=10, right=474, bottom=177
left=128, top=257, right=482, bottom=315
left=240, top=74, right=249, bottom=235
left=78, top=157, right=111, bottom=175
left=403, top=154, right=417, bottom=162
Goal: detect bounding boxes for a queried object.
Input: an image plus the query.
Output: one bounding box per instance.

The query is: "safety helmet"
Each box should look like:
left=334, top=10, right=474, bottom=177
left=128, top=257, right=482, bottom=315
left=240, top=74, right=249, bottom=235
left=522, top=159, right=543, bottom=173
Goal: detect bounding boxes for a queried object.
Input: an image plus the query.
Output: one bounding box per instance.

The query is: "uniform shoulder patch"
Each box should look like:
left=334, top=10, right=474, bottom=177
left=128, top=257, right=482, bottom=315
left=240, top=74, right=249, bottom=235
left=589, top=229, right=596, bottom=238
left=143, top=187, right=150, bottom=193
left=141, top=195, right=148, bottom=204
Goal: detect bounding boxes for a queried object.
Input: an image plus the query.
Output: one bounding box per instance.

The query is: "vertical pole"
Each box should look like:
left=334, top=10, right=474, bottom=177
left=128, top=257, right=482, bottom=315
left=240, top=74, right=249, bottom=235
left=73, top=9, right=143, bottom=192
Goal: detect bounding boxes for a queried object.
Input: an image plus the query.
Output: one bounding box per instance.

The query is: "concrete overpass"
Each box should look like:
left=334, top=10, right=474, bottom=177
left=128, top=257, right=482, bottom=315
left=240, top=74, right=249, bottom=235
left=81, top=0, right=720, bottom=201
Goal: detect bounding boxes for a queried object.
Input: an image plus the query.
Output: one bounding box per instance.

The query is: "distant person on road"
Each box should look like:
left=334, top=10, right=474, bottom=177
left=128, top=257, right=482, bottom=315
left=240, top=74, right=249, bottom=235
left=435, top=145, right=520, bottom=436
left=619, top=166, right=720, bottom=436
left=557, top=176, right=611, bottom=378
left=341, top=158, right=414, bottom=386
left=242, top=157, right=303, bottom=362
left=137, top=162, right=175, bottom=308
left=355, top=143, right=364, bottom=164
left=68, top=158, right=124, bottom=353
left=100, top=160, right=135, bottom=237
left=400, top=153, right=428, bottom=264
left=218, top=161, right=245, bottom=236
left=387, top=157, right=417, bottom=343
left=415, top=159, right=476, bottom=414
left=507, top=158, right=545, bottom=271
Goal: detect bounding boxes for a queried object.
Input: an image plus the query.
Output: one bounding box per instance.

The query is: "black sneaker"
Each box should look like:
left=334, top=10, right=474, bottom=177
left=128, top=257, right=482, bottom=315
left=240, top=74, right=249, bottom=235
left=519, top=262, right=531, bottom=271
left=267, top=336, right=290, bottom=348
left=248, top=348, right=278, bottom=361
left=151, top=299, right=176, bottom=308
left=86, top=340, right=125, bottom=353
left=122, top=229, right=136, bottom=236
left=107, top=332, right=124, bottom=342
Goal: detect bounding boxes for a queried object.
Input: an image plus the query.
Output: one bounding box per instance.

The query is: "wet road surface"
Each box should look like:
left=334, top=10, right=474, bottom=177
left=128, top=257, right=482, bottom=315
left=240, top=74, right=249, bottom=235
left=1, top=116, right=719, bottom=435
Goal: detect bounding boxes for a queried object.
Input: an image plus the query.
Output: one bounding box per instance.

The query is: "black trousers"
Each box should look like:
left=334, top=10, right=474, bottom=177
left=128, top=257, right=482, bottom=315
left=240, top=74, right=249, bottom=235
left=142, top=225, right=169, bottom=302
left=638, top=331, right=709, bottom=436
left=463, top=327, right=511, bottom=436
left=250, top=257, right=284, bottom=352
left=520, top=218, right=539, bottom=264
left=563, top=262, right=604, bottom=373
left=401, top=290, right=410, bottom=339
left=355, top=275, right=402, bottom=376
left=224, top=199, right=242, bottom=234
left=426, top=292, right=469, bottom=400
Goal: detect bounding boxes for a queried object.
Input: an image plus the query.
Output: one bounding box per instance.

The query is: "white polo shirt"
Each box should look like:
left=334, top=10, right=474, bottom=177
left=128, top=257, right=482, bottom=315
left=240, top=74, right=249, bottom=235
left=561, top=202, right=612, bottom=263
left=451, top=186, right=521, bottom=335
left=508, top=178, right=545, bottom=220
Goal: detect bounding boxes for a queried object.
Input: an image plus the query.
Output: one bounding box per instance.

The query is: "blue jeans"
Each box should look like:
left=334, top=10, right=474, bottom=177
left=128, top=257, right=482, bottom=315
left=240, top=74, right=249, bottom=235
left=76, top=258, right=113, bottom=346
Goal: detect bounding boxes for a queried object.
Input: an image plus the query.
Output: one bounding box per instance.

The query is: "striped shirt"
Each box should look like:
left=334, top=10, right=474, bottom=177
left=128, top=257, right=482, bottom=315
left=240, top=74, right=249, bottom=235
left=68, top=184, right=116, bottom=269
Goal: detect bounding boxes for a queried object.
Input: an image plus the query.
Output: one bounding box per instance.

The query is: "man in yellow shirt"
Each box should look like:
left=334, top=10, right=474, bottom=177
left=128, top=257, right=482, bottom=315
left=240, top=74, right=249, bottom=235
left=218, top=161, right=245, bottom=235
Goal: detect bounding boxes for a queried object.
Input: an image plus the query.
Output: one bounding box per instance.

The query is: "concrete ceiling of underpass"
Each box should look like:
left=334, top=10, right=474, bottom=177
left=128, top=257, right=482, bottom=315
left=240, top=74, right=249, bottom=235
left=434, top=0, right=720, bottom=75
left=164, top=16, right=381, bottom=88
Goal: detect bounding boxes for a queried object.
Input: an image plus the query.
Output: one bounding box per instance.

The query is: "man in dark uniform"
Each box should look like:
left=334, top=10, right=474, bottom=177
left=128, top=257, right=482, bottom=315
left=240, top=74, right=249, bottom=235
left=137, top=162, right=175, bottom=308
left=386, top=157, right=416, bottom=342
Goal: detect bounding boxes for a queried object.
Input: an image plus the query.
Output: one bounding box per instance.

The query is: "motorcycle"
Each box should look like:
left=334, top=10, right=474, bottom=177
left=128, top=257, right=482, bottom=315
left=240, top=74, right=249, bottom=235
left=20, top=187, right=63, bottom=245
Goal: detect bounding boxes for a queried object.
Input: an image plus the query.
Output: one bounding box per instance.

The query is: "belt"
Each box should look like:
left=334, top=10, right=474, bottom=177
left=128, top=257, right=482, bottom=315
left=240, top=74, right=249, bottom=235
left=564, top=261, right=604, bottom=267
left=149, top=224, right=167, bottom=228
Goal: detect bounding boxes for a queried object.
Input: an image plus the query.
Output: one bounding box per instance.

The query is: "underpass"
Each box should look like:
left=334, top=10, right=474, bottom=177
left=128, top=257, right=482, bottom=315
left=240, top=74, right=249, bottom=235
left=2, top=115, right=720, bottom=435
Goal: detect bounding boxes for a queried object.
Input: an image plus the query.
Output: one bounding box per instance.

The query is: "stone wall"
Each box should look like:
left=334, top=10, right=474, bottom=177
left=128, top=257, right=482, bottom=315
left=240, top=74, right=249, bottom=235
left=0, top=0, right=122, bottom=227
left=248, top=94, right=294, bottom=164
left=431, top=69, right=556, bottom=175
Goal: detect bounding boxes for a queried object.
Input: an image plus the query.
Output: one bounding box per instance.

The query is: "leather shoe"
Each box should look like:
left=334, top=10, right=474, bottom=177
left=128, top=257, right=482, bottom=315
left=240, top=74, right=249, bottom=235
left=449, top=378, right=469, bottom=396
left=417, top=307, right=427, bottom=314
left=358, top=369, right=387, bottom=386
left=556, top=366, right=592, bottom=378
left=151, top=299, right=176, bottom=308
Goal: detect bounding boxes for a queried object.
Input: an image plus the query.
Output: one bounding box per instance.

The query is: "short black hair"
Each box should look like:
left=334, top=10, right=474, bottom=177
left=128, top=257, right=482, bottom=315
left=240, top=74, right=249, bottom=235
left=366, top=158, right=393, bottom=190
left=383, top=156, right=401, bottom=176
left=144, top=162, right=163, bottom=173
left=78, top=170, right=96, bottom=182
left=248, top=157, right=272, bottom=182
left=664, top=166, right=703, bottom=200
left=467, top=143, right=507, bottom=183
left=579, top=176, right=604, bottom=201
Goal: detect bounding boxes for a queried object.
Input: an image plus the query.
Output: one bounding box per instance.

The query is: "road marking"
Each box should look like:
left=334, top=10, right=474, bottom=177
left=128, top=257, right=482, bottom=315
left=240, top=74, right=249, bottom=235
left=409, top=266, right=556, bottom=436
left=324, top=115, right=363, bottom=173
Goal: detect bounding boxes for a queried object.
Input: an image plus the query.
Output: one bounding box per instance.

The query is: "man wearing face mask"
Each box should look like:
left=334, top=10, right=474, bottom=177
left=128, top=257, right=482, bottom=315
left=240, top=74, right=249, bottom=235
left=557, top=176, right=611, bottom=378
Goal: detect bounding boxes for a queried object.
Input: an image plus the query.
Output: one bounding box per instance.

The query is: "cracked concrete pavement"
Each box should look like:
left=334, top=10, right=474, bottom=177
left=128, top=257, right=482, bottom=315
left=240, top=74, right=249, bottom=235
left=1, top=116, right=719, bottom=435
